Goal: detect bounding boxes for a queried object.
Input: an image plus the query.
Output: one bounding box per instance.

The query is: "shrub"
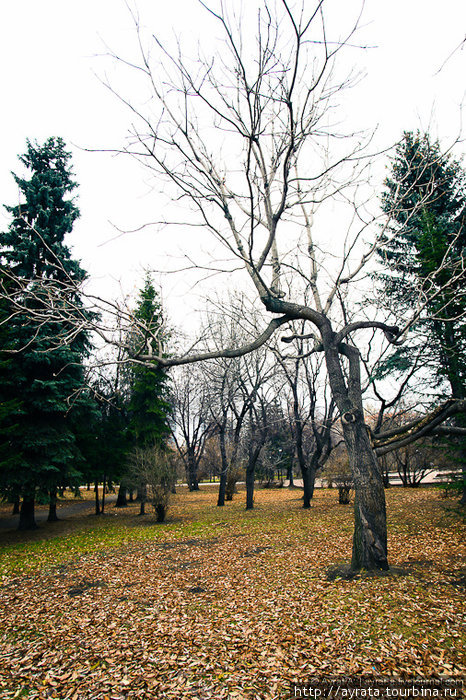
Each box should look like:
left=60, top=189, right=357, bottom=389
left=323, top=446, right=353, bottom=505
left=128, top=445, right=176, bottom=522
left=225, top=467, right=243, bottom=501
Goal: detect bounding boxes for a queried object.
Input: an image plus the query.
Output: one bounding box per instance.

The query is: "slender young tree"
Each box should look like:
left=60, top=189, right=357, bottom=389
left=0, top=138, right=92, bottom=529
left=170, top=365, right=213, bottom=491
left=274, top=323, right=336, bottom=507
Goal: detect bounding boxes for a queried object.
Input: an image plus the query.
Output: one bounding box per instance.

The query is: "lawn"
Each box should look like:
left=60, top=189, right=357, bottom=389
left=0, top=486, right=464, bottom=699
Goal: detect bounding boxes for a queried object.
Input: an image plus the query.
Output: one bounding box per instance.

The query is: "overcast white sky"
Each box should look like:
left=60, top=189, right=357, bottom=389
left=1, top=0, right=465, bottom=323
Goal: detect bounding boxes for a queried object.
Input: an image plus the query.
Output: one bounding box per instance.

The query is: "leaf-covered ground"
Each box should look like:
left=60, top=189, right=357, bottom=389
left=0, top=486, right=464, bottom=699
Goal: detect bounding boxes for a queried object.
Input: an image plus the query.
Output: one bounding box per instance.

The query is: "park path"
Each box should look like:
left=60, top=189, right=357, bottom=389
left=0, top=494, right=117, bottom=531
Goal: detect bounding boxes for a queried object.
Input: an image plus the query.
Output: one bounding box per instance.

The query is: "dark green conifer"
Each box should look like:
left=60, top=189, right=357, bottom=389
left=377, top=131, right=466, bottom=502
left=128, top=275, right=171, bottom=447
left=0, top=138, right=93, bottom=528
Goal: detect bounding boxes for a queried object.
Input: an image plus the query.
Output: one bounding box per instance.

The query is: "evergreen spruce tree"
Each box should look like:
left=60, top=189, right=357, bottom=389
left=0, top=138, right=93, bottom=528
left=128, top=275, right=171, bottom=447
left=0, top=270, right=22, bottom=508
left=125, top=276, right=171, bottom=513
left=377, top=131, right=466, bottom=501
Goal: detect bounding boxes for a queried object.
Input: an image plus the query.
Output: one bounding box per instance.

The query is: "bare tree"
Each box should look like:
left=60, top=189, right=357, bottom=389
left=127, top=445, right=176, bottom=522
left=170, top=365, right=214, bottom=491
left=108, top=0, right=395, bottom=570
left=324, top=444, right=354, bottom=504
left=201, top=298, right=275, bottom=506
left=273, top=320, right=337, bottom=507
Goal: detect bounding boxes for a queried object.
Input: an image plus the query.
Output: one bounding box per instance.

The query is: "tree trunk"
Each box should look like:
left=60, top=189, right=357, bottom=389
left=308, top=463, right=317, bottom=500
left=378, top=455, right=390, bottom=488
left=246, top=462, right=255, bottom=509
left=18, top=497, right=37, bottom=531
left=217, top=469, right=227, bottom=506
left=187, top=452, right=199, bottom=491
left=287, top=462, right=294, bottom=487
left=139, top=484, right=147, bottom=516
left=101, top=473, right=106, bottom=514
left=115, top=485, right=128, bottom=507
left=245, top=429, right=267, bottom=510
left=47, top=489, right=59, bottom=522
left=323, top=338, right=389, bottom=571
left=155, top=504, right=166, bottom=522
left=302, top=466, right=312, bottom=508
left=94, top=480, right=101, bottom=515
left=295, top=419, right=313, bottom=508
left=217, top=427, right=228, bottom=507
left=344, top=419, right=389, bottom=571
left=12, top=497, right=20, bottom=515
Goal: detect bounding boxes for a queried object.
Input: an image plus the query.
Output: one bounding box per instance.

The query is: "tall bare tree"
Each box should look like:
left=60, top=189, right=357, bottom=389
left=201, top=298, right=275, bottom=506
left=273, top=320, right=337, bottom=507
left=170, top=365, right=214, bottom=491
left=109, top=0, right=464, bottom=570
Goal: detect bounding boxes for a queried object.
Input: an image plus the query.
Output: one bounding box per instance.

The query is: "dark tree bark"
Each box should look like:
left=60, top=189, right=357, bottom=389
left=301, top=466, right=312, bottom=509
left=101, top=473, right=106, bottom=514
left=246, top=442, right=266, bottom=510
left=322, top=334, right=389, bottom=571
left=295, top=418, right=312, bottom=508
left=217, top=471, right=227, bottom=506
left=115, top=485, right=128, bottom=507
left=18, top=497, right=37, bottom=531
left=245, top=403, right=268, bottom=510
left=277, top=343, right=334, bottom=508
left=460, top=480, right=466, bottom=506
left=155, top=504, right=166, bottom=522
left=287, top=462, right=294, bottom=487
left=187, top=450, right=200, bottom=491
left=288, top=367, right=312, bottom=508
left=47, top=489, right=59, bottom=522
left=308, top=460, right=319, bottom=500
left=246, top=462, right=255, bottom=509
left=12, top=497, right=20, bottom=515
left=94, top=480, right=101, bottom=515
left=138, top=483, right=147, bottom=515
left=217, top=429, right=228, bottom=507
left=342, top=416, right=388, bottom=570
